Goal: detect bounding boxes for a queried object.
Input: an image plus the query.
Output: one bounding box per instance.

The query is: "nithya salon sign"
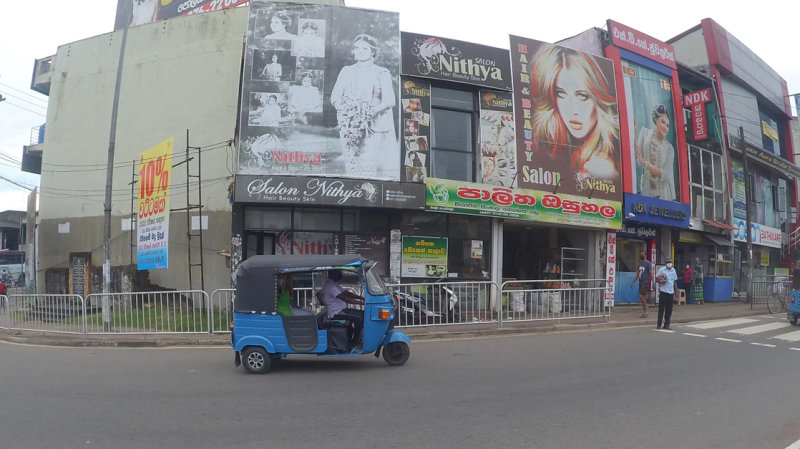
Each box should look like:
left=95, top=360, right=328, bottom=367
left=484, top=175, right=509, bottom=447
left=234, top=175, right=425, bottom=209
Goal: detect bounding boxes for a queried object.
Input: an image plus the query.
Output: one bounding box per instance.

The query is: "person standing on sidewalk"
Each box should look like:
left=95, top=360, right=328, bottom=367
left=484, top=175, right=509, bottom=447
left=631, top=251, right=652, bottom=318
left=682, top=263, right=693, bottom=301
left=655, top=258, right=678, bottom=330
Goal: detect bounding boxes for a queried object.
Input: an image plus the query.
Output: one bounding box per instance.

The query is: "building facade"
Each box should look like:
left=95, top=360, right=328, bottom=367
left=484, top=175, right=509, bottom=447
left=26, top=5, right=797, bottom=304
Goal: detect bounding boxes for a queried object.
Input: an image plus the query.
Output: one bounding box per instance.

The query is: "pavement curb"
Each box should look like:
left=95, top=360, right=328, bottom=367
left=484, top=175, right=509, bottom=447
left=0, top=305, right=776, bottom=347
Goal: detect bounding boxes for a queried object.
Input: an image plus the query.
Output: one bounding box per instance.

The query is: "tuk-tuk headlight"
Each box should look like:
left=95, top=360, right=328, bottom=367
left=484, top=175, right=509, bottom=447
left=379, top=308, right=391, bottom=320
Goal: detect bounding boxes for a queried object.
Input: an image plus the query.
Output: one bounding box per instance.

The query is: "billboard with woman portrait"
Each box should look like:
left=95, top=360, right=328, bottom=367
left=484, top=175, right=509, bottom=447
left=509, top=36, right=622, bottom=205
left=238, top=2, right=401, bottom=181
left=622, top=60, right=680, bottom=202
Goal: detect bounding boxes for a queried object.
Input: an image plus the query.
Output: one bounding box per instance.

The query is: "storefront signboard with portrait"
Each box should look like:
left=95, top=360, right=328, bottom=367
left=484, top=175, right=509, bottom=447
left=400, top=77, right=432, bottom=183
left=621, top=58, right=680, bottom=202
left=401, top=236, right=448, bottom=278
left=479, top=90, right=516, bottom=187
left=238, top=3, right=401, bottom=181
left=509, top=36, right=623, bottom=209
left=424, top=177, right=622, bottom=230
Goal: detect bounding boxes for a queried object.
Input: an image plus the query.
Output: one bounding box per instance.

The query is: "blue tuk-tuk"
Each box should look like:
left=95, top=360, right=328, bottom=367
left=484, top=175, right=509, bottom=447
left=231, top=255, right=411, bottom=374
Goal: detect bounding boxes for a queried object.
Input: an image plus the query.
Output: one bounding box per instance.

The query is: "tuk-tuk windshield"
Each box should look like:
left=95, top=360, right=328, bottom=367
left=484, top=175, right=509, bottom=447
left=365, top=262, right=389, bottom=297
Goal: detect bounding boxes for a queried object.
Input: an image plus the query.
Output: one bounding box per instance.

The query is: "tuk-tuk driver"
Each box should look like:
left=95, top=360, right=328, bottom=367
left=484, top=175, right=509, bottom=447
left=321, top=269, right=366, bottom=346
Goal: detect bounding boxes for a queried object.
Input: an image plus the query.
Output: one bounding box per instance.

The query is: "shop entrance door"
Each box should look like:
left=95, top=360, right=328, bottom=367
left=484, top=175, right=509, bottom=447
left=245, top=232, right=275, bottom=259
left=615, top=239, right=646, bottom=304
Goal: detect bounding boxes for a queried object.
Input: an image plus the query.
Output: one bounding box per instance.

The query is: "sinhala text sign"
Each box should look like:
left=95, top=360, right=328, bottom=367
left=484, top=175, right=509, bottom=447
left=401, top=236, right=448, bottom=278
left=424, top=178, right=622, bottom=230
left=137, top=138, right=174, bottom=270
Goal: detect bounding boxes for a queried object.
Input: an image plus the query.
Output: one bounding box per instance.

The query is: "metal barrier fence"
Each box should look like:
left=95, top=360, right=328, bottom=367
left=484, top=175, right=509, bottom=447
left=752, top=275, right=791, bottom=306
left=1, top=280, right=612, bottom=339
left=2, top=294, right=87, bottom=336
left=84, top=291, right=212, bottom=335
left=388, top=281, right=497, bottom=327
left=500, top=279, right=611, bottom=326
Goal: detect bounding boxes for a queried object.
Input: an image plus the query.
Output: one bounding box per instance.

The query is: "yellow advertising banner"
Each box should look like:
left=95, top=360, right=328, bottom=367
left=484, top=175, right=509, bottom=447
left=137, top=138, right=174, bottom=270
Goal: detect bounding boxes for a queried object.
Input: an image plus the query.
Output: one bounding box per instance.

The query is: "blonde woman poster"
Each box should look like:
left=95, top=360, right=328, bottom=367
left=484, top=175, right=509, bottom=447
left=622, top=60, right=679, bottom=201
left=510, top=36, right=622, bottom=203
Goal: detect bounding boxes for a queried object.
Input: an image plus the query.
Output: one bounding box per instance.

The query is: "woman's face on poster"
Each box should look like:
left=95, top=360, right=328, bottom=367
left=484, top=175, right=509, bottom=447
left=655, top=114, right=670, bottom=138
left=352, top=40, right=374, bottom=62
left=271, top=16, right=285, bottom=32
left=555, top=65, right=597, bottom=140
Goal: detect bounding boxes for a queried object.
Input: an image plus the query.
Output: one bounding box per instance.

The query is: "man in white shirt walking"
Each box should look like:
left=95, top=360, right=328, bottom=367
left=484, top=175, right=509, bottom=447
left=655, top=257, right=678, bottom=330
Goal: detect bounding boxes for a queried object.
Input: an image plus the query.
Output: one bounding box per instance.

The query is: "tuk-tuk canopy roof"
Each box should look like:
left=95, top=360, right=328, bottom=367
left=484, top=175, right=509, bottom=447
left=234, top=255, right=366, bottom=314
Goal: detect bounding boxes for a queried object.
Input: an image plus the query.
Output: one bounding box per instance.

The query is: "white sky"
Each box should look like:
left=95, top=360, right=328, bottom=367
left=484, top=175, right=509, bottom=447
left=2, top=0, right=799, bottom=211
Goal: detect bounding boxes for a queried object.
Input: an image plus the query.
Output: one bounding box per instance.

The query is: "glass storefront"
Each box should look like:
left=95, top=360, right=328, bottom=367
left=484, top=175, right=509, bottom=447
left=241, top=206, right=492, bottom=282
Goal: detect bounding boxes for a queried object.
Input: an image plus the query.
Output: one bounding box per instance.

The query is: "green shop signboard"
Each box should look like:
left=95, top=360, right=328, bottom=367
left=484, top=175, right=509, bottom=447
left=401, top=236, right=448, bottom=278
left=425, top=178, right=622, bottom=229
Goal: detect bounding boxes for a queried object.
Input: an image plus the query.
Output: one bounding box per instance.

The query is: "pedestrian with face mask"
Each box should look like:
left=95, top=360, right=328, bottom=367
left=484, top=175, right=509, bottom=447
left=655, top=258, right=678, bottom=330
left=631, top=251, right=652, bottom=318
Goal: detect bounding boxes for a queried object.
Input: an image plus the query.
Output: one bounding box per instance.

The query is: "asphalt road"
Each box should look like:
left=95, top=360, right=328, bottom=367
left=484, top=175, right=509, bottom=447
left=2, top=322, right=800, bottom=449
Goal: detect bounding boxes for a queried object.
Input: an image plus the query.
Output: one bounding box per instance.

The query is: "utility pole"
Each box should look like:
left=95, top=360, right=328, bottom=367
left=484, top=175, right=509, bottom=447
left=740, top=126, right=754, bottom=304
left=102, top=25, right=129, bottom=331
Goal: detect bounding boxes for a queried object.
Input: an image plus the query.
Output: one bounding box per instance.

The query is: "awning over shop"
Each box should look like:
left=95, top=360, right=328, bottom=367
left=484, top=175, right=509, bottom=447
left=705, top=233, right=733, bottom=247
left=702, top=219, right=736, bottom=231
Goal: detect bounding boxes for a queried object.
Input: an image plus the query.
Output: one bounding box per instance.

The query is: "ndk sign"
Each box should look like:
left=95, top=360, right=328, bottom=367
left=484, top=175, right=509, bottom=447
left=683, top=89, right=711, bottom=141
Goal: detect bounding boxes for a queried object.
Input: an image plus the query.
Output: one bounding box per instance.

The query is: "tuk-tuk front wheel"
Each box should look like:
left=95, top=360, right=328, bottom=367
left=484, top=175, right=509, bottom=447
left=382, top=341, right=410, bottom=366
left=242, top=347, right=271, bottom=374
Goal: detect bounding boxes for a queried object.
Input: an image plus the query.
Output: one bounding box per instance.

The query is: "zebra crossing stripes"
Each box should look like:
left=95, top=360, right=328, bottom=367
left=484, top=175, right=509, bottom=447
left=685, top=318, right=759, bottom=330
left=770, top=329, right=800, bottom=342
left=726, top=322, right=792, bottom=335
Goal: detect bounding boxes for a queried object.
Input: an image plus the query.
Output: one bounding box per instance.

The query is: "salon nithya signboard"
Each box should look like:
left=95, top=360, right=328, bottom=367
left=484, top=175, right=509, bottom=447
left=424, top=178, right=622, bottom=230
left=401, top=32, right=512, bottom=91
left=732, top=218, right=782, bottom=249
left=235, top=175, right=425, bottom=209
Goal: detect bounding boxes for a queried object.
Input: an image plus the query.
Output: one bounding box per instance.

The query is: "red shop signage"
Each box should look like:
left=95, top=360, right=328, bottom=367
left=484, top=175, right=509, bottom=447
left=683, top=89, right=712, bottom=141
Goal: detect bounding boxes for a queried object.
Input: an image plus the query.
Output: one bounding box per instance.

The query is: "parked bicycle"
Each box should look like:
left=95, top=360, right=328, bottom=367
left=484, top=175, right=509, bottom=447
left=767, top=279, right=791, bottom=314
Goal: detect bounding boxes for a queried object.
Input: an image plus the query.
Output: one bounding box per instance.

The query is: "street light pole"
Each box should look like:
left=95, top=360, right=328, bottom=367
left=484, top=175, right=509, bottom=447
left=102, top=25, right=129, bottom=331
left=740, top=126, right=754, bottom=305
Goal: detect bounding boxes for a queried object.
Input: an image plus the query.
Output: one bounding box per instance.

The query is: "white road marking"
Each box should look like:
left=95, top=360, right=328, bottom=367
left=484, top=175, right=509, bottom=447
left=771, top=329, right=800, bottom=342
left=728, top=322, right=791, bottom=335
left=655, top=329, right=675, bottom=333
left=686, top=318, right=759, bottom=329
left=715, top=338, right=741, bottom=343
left=790, top=348, right=800, bottom=352
left=682, top=333, right=707, bottom=338
left=785, top=437, right=800, bottom=449
left=750, top=342, right=776, bottom=348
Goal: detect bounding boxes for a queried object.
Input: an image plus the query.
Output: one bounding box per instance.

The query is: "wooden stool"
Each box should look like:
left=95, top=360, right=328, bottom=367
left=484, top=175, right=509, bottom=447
left=675, top=289, right=687, bottom=305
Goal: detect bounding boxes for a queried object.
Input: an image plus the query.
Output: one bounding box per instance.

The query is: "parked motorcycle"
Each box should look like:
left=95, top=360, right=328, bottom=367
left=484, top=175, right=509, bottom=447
left=393, top=280, right=459, bottom=326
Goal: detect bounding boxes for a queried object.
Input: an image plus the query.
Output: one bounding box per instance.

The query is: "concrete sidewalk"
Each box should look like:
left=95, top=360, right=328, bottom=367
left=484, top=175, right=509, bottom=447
left=0, top=300, right=776, bottom=347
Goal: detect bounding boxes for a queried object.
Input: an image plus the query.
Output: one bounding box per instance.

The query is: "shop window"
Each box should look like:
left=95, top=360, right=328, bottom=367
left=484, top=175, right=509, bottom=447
left=244, top=208, right=291, bottom=230
left=293, top=208, right=340, bottom=231
left=430, top=109, right=473, bottom=181
left=429, top=86, right=476, bottom=182
left=342, top=210, right=390, bottom=233
left=447, top=215, right=491, bottom=240
left=688, top=144, right=725, bottom=221
left=401, top=211, right=447, bottom=236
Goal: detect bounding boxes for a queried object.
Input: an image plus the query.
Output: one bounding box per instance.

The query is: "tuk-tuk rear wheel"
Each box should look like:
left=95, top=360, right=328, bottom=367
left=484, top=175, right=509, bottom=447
left=242, top=347, right=271, bottom=374
left=382, top=341, right=410, bottom=366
